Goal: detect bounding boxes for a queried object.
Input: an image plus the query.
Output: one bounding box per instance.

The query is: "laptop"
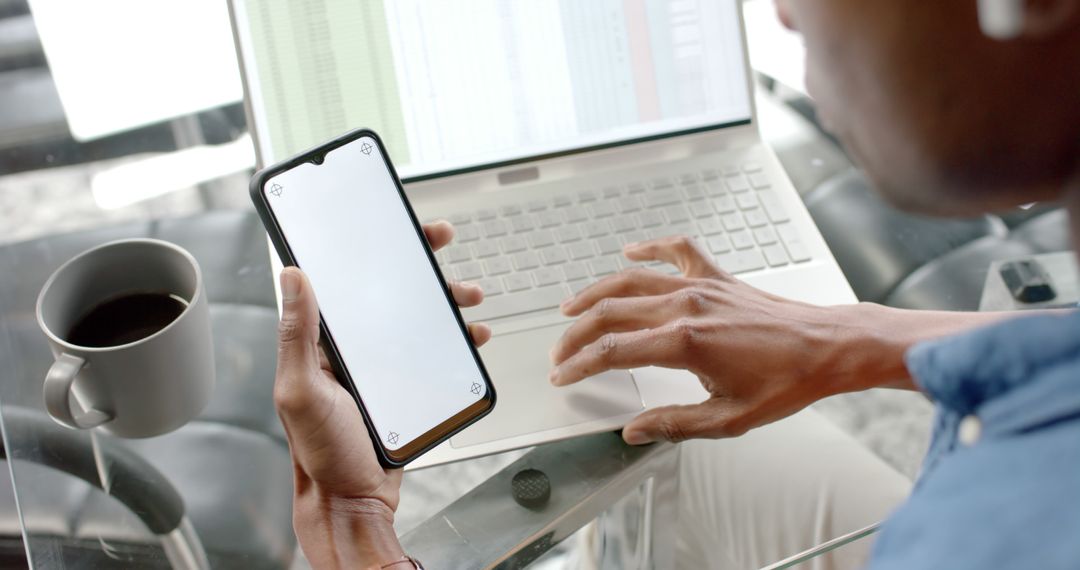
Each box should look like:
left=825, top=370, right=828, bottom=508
left=228, top=0, right=855, bottom=469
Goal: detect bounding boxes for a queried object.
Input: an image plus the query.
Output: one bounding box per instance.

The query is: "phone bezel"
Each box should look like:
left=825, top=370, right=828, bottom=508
left=249, top=128, right=496, bottom=468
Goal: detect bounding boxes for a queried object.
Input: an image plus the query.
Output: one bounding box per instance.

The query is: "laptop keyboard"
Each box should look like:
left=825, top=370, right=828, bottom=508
left=435, top=162, right=812, bottom=321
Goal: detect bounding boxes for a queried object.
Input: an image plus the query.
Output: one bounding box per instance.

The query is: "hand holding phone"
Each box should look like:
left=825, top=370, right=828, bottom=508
left=273, top=237, right=489, bottom=567
left=251, top=129, right=497, bottom=467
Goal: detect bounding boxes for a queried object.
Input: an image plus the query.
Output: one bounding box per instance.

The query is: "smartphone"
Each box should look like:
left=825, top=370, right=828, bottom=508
left=250, top=128, right=495, bottom=467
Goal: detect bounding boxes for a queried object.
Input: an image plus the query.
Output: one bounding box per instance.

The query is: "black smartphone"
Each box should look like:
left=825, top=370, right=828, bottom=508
left=250, top=128, right=495, bottom=467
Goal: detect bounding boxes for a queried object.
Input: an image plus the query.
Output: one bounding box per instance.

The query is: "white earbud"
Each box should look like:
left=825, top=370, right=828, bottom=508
left=978, top=0, right=1025, bottom=40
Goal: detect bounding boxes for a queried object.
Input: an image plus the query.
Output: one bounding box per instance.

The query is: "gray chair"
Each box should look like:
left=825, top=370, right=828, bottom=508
left=0, top=210, right=295, bottom=568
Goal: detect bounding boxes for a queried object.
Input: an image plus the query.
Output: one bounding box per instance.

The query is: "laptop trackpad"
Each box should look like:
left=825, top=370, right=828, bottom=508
left=451, top=323, right=645, bottom=448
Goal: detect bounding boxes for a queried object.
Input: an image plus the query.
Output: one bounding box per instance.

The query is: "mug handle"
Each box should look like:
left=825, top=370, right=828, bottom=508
left=43, top=353, right=113, bottom=429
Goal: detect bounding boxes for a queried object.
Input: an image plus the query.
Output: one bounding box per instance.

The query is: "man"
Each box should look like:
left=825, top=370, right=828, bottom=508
left=272, top=0, right=1080, bottom=568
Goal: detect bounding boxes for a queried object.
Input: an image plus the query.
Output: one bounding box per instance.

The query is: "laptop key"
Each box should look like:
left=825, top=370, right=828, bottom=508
left=466, top=284, right=570, bottom=321
left=538, top=211, right=563, bottom=228
left=591, top=200, right=618, bottom=218
left=552, top=195, right=573, bottom=208
left=701, top=168, right=721, bottom=181
left=446, top=245, right=472, bottom=263
left=456, top=224, right=481, bottom=242
left=555, top=225, right=583, bottom=243
left=689, top=200, right=714, bottom=219
left=664, top=205, right=691, bottom=224
left=612, top=215, right=638, bottom=233
left=539, top=245, right=568, bottom=266
left=650, top=176, right=675, bottom=189
left=721, top=213, right=745, bottom=231
left=708, top=235, right=732, bottom=254
left=598, top=236, right=623, bottom=255
left=705, top=181, right=727, bottom=197
left=500, top=204, right=522, bottom=217
left=742, top=161, right=763, bottom=173
left=510, top=214, right=535, bottom=233
left=513, top=251, right=541, bottom=271
left=568, top=241, right=597, bottom=260
left=589, top=256, right=621, bottom=277
left=503, top=273, right=534, bottom=293
left=563, top=262, right=589, bottom=282
left=683, top=184, right=706, bottom=201
left=762, top=244, right=790, bottom=267
left=484, top=257, right=512, bottom=276
left=758, top=190, right=791, bottom=223
left=476, top=208, right=497, bottom=220
left=474, top=240, right=500, bottom=258
left=578, top=190, right=598, bottom=203
left=483, top=219, right=509, bottom=237
left=749, top=172, right=771, bottom=189
left=619, top=195, right=643, bottom=213
left=501, top=234, right=528, bottom=253
left=736, top=193, right=759, bottom=211
left=639, top=210, right=664, bottom=228
left=776, top=223, right=800, bottom=244
left=753, top=226, right=778, bottom=246
left=679, top=173, right=699, bottom=185
left=527, top=199, right=547, bottom=212
left=476, top=277, right=503, bottom=296
left=644, top=188, right=681, bottom=208
left=730, top=229, right=755, bottom=250
left=626, top=182, right=647, bottom=194
left=528, top=229, right=556, bottom=248
left=785, top=241, right=812, bottom=263
left=726, top=174, right=751, bottom=193
left=533, top=267, right=564, bottom=287
left=713, top=195, right=736, bottom=213
left=449, top=212, right=472, bottom=225
left=744, top=209, right=769, bottom=228
left=457, top=262, right=484, bottom=281
left=698, top=216, right=724, bottom=235
left=564, top=206, right=589, bottom=223
left=603, top=186, right=624, bottom=198
left=622, top=230, right=648, bottom=245
left=584, top=220, right=611, bottom=238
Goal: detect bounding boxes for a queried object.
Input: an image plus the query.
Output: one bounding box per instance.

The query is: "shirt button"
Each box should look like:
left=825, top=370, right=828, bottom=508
left=958, top=415, right=982, bottom=446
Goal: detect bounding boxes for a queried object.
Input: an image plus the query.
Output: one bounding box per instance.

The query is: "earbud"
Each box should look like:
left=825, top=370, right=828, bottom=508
left=978, top=0, right=1024, bottom=40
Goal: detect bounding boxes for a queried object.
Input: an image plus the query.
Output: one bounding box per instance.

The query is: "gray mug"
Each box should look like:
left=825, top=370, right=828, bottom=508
left=36, top=239, right=215, bottom=438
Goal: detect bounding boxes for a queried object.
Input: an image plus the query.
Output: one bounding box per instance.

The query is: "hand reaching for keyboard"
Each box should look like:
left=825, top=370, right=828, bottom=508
left=549, top=235, right=847, bottom=444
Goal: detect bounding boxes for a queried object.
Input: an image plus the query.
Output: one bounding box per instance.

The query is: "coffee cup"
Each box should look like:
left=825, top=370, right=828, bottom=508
left=36, top=238, right=214, bottom=438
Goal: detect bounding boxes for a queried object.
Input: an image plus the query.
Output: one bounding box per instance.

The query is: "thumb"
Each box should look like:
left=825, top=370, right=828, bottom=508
left=622, top=401, right=741, bottom=445
left=276, top=267, right=321, bottom=384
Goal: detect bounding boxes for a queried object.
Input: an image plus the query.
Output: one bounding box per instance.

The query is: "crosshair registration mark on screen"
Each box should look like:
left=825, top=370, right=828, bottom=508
left=360, top=142, right=373, bottom=155
left=387, top=431, right=400, bottom=445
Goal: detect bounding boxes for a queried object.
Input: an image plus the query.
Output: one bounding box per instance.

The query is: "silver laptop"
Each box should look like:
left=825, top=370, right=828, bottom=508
left=228, top=0, right=855, bottom=468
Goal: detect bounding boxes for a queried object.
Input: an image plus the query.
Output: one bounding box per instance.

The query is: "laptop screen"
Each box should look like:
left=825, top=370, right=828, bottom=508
left=232, top=0, right=752, bottom=178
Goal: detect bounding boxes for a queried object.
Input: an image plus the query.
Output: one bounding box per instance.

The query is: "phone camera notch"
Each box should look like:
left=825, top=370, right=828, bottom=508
left=310, top=155, right=325, bottom=166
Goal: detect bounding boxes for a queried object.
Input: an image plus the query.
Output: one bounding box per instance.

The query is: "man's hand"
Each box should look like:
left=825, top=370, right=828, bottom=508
left=274, top=221, right=489, bottom=569
left=550, top=236, right=879, bottom=445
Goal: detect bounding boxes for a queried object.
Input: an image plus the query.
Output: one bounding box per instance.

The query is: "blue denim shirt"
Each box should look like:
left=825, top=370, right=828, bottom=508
left=869, top=310, right=1080, bottom=569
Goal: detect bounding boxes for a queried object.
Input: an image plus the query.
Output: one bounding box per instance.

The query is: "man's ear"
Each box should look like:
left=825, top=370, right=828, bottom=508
left=1020, top=0, right=1080, bottom=38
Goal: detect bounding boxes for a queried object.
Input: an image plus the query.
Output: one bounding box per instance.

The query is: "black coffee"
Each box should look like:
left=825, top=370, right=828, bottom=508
left=66, top=292, right=188, bottom=348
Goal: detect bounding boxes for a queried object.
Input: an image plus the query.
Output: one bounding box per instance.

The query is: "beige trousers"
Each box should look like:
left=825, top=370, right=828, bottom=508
left=674, top=408, right=912, bottom=570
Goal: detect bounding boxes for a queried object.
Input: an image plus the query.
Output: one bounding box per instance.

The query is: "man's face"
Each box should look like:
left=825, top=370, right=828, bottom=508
left=775, top=0, right=1080, bottom=216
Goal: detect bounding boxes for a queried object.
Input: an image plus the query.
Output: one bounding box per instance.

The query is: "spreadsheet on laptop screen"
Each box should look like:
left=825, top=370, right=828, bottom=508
left=234, top=0, right=752, bottom=176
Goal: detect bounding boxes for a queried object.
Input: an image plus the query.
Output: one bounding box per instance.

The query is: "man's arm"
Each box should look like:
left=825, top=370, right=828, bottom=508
left=549, top=236, right=1014, bottom=444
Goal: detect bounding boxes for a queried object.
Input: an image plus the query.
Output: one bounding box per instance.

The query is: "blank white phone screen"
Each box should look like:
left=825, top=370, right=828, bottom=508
left=263, top=136, right=488, bottom=451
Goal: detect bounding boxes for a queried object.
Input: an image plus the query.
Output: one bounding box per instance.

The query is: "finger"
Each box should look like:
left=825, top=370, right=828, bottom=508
left=449, top=280, right=484, bottom=307
left=560, top=267, right=689, bottom=316
left=468, top=322, right=492, bottom=346
left=621, top=400, right=743, bottom=445
left=423, top=220, right=455, bottom=251
left=624, top=236, right=728, bottom=280
left=275, top=268, right=325, bottom=417
left=551, top=294, right=679, bottom=365
left=549, top=326, right=690, bottom=387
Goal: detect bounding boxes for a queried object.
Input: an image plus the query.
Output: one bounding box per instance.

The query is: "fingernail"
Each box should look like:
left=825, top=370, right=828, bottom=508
left=623, top=429, right=651, bottom=446
left=281, top=269, right=300, bottom=302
